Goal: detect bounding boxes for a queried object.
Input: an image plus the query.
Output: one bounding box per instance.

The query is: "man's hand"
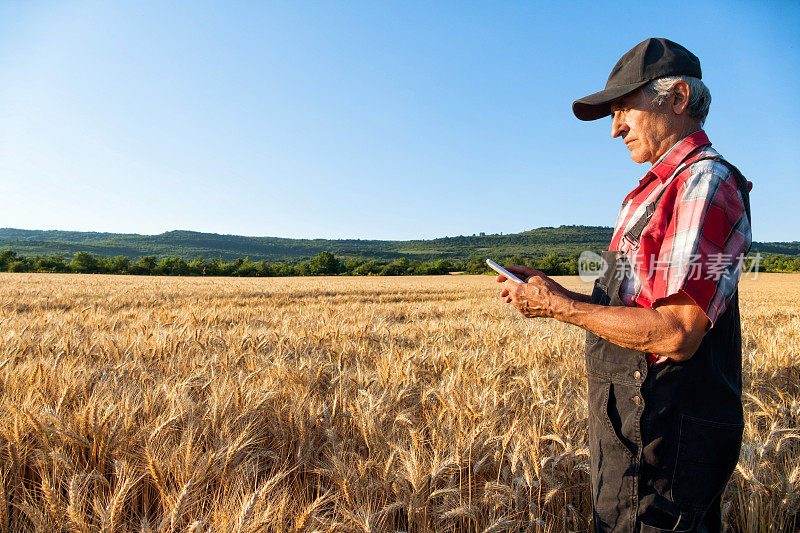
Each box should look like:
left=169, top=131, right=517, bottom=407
left=498, top=265, right=538, bottom=283
left=496, top=265, right=565, bottom=291
left=495, top=265, right=565, bottom=318
left=497, top=265, right=592, bottom=304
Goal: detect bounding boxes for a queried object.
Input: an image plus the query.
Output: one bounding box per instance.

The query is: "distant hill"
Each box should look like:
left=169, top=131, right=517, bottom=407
left=0, top=227, right=796, bottom=261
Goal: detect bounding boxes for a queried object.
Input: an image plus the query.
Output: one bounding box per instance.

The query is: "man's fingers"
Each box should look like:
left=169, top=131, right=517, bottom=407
left=505, top=265, right=531, bottom=279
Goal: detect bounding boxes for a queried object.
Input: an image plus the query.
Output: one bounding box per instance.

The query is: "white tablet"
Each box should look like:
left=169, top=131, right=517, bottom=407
left=486, top=259, right=525, bottom=283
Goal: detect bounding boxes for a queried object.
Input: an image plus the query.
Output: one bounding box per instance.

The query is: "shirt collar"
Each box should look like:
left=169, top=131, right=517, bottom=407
left=639, top=130, right=711, bottom=184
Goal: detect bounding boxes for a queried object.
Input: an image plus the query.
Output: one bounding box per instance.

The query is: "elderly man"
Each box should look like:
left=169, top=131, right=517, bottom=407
left=497, top=38, right=752, bottom=532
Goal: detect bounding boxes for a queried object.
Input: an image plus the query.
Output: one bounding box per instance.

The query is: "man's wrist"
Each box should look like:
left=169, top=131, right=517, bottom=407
left=548, top=290, right=577, bottom=321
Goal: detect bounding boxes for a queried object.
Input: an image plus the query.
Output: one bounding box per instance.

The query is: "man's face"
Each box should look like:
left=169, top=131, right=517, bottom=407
left=610, top=89, right=675, bottom=165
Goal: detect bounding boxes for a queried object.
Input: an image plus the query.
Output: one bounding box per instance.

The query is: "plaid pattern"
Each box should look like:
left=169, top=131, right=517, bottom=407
left=609, top=130, right=752, bottom=326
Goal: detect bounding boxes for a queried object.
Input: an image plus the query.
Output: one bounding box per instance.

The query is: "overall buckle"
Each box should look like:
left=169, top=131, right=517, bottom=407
left=623, top=231, right=640, bottom=249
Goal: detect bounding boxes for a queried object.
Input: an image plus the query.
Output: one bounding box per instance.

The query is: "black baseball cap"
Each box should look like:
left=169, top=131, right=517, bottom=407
left=572, top=38, right=702, bottom=121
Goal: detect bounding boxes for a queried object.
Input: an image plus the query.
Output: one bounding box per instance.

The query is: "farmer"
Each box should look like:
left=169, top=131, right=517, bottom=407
left=497, top=38, right=752, bottom=531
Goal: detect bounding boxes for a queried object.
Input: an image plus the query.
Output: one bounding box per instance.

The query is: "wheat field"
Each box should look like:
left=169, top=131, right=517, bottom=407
left=0, top=272, right=797, bottom=532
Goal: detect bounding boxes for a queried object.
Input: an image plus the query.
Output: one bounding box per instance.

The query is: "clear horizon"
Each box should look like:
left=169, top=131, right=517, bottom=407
left=3, top=225, right=799, bottom=245
left=2, top=2, right=799, bottom=242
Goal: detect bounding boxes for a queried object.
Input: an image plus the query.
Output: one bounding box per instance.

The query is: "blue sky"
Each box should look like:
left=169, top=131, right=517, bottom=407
left=1, top=1, right=798, bottom=241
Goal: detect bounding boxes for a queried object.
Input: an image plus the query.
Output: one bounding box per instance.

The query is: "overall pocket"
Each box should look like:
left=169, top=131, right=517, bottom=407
left=588, top=380, right=637, bottom=462
left=587, top=379, right=638, bottom=525
left=591, top=278, right=611, bottom=306
left=671, top=415, right=743, bottom=510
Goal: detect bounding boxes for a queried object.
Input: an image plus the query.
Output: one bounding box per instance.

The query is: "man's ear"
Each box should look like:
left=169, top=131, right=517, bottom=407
left=671, top=80, right=691, bottom=115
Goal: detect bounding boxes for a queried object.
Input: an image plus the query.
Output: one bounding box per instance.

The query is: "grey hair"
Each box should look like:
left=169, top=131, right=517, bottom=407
left=645, top=75, right=712, bottom=125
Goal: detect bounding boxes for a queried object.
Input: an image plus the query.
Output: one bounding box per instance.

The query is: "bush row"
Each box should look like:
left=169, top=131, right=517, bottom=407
left=0, top=250, right=794, bottom=277
left=0, top=250, right=583, bottom=277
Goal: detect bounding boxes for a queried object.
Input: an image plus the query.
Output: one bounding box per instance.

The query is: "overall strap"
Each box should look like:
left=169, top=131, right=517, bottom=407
left=624, top=155, right=752, bottom=250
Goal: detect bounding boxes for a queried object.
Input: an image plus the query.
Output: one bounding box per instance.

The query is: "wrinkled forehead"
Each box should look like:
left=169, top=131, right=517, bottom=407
left=610, top=89, right=645, bottom=112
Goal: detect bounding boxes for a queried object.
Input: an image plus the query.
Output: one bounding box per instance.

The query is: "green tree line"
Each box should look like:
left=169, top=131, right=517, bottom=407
left=0, top=250, right=795, bottom=277
left=0, top=250, right=585, bottom=277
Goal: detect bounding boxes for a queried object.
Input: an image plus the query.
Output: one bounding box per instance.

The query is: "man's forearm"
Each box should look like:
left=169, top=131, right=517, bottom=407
left=551, top=296, right=691, bottom=358
left=536, top=276, right=592, bottom=303
left=557, top=287, right=592, bottom=303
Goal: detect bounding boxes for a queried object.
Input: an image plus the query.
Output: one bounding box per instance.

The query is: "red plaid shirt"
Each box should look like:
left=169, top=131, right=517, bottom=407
left=610, top=131, right=752, bottom=337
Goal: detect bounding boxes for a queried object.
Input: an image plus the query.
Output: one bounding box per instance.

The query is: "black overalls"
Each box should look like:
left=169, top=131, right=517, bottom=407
left=585, top=156, right=751, bottom=532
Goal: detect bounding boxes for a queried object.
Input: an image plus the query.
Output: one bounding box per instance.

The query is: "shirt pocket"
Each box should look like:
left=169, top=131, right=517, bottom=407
left=671, top=414, right=743, bottom=510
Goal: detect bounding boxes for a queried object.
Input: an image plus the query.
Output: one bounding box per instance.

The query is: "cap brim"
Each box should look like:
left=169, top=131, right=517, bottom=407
left=572, top=81, right=650, bottom=121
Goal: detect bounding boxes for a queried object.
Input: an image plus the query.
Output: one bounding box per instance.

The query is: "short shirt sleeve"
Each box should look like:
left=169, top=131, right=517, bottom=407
left=650, top=160, right=752, bottom=325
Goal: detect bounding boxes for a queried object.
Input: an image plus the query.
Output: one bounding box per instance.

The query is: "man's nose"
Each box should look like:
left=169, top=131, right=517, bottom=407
left=611, top=113, right=626, bottom=138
